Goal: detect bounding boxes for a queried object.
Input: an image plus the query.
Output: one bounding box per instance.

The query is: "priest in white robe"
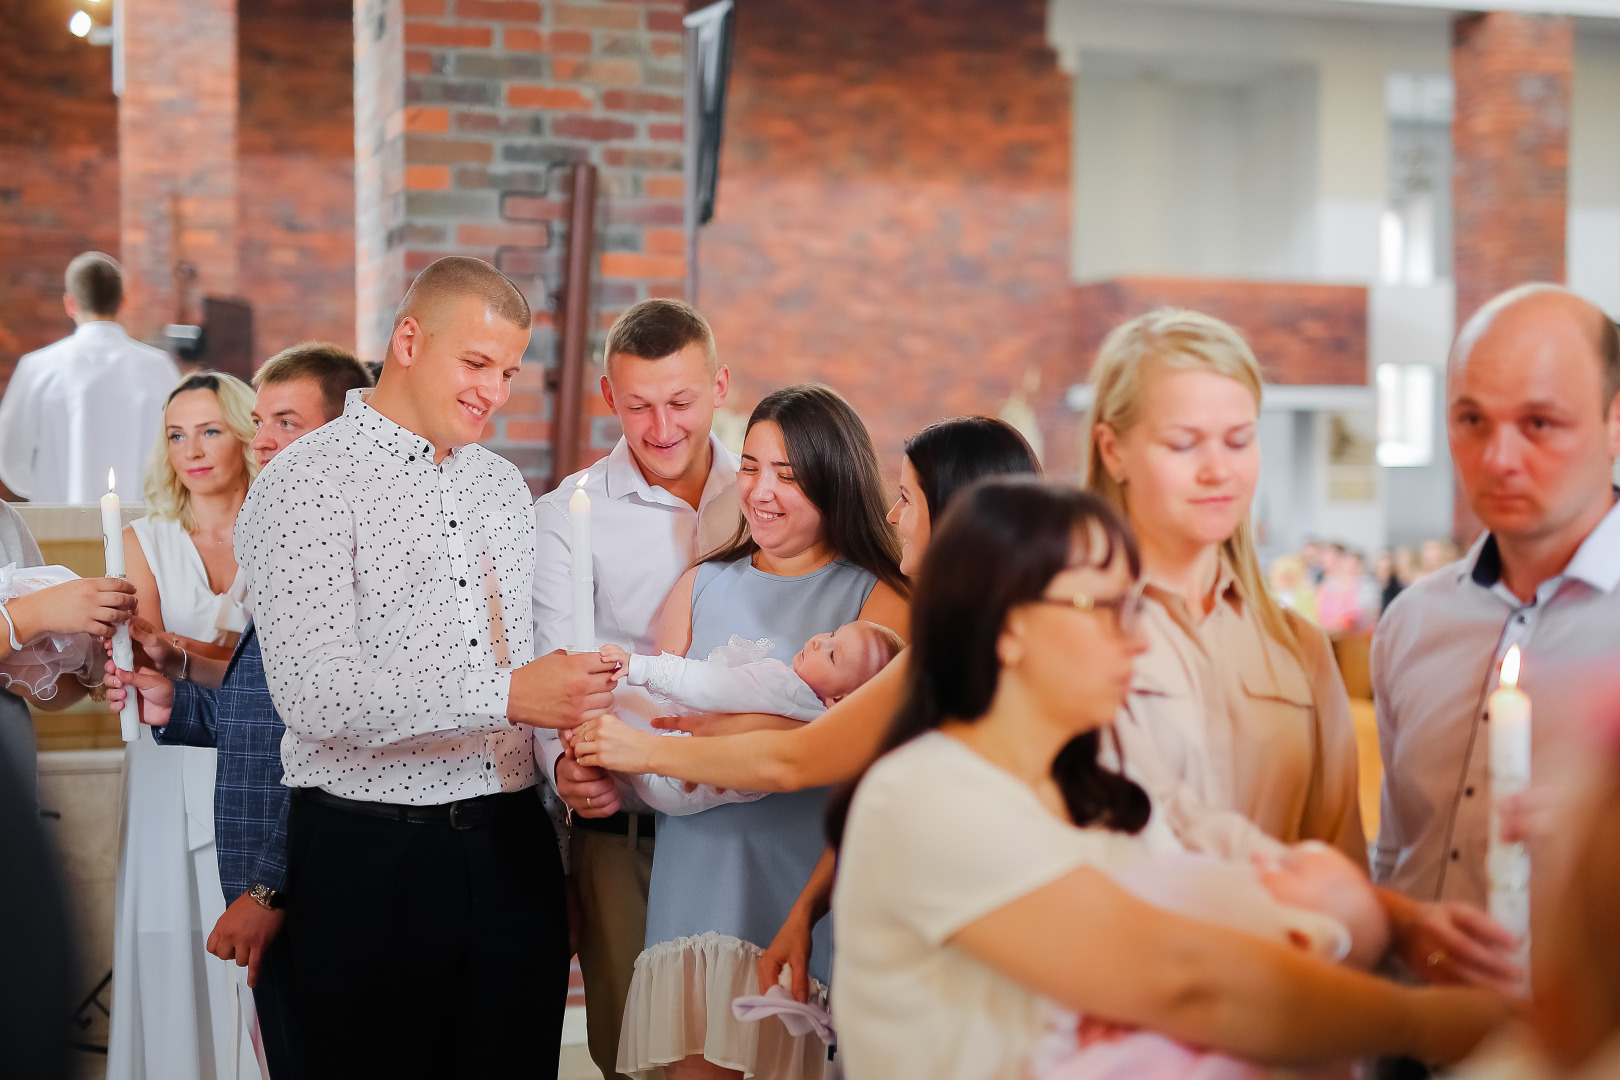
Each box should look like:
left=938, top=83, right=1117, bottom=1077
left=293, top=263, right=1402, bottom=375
left=0, top=252, right=179, bottom=504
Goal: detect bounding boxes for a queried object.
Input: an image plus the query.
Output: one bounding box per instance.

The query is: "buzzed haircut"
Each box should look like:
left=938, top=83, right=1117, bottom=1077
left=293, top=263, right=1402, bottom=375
left=603, top=298, right=718, bottom=377
left=392, top=256, right=531, bottom=334
left=254, top=341, right=374, bottom=422
left=65, top=252, right=123, bottom=317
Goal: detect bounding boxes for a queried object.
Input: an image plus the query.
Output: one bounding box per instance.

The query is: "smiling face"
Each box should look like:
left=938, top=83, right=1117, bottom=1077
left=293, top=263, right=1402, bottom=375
left=602, top=343, right=728, bottom=488
left=165, top=388, right=249, bottom=497
left=1448, top=291, right=1620, bottom=546
left=385, top=294, right=528, bottom=458
left=250, top=377, right=330, bottom=466
left=887, top=455, right=932, bottom=578
left=1097, top=367, right=1260, bottom=556
left=1001, top=548, right=1148, bottom=735
left=737, top=420, right=826, bottom=558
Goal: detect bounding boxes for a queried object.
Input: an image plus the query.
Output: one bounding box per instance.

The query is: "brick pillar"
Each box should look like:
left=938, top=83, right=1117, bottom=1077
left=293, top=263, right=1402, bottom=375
left=354, top=0, right=685, bottom=492
left=1450, top=12, right=1571, bottom=543
left=118, top=0, right=239, bottom=343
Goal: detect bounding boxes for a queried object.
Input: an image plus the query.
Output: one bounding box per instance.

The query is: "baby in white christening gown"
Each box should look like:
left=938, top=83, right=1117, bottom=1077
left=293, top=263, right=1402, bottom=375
left=1030, top=842, right=1391, bottom=1080
left=600, top=620, right=905, bottom=814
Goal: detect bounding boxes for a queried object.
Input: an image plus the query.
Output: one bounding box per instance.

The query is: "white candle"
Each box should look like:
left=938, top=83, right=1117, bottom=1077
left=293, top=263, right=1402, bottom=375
left=1487, top=643, right=1531, bottom=980
left=569, top=474, right=595, bottom=653
left=102, top=469, right=140, bottom=743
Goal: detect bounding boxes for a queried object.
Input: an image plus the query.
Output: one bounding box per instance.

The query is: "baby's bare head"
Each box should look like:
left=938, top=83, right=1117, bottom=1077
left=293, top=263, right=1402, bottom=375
left=1256, top=842, right=1390, bottom=970
left=791, top=621, right=905, bottom=705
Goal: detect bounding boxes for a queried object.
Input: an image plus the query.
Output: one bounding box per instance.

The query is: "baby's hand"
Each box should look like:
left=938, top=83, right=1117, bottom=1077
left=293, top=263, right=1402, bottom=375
left=598, top=644, right=630, bottom=680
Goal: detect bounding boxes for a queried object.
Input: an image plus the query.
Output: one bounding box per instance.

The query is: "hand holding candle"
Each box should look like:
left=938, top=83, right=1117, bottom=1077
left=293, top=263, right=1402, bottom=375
left=102, top=469, right=140, bottom=743
left=1487, top=643, right=1531, bottom=986
left=569, top=473, right=596, bottom=653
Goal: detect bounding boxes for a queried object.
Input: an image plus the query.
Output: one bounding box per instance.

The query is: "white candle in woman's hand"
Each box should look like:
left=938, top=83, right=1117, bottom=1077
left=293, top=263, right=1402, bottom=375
left=102, top=469, right=140, bottom=742
left=570, top=474, right=595, bottom=653
left=1487, top=644, right=1531, bottom=980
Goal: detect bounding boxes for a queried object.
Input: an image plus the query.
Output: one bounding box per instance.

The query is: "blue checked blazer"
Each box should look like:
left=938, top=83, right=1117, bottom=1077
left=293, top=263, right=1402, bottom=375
left=155, top=623, right=289, bottom=900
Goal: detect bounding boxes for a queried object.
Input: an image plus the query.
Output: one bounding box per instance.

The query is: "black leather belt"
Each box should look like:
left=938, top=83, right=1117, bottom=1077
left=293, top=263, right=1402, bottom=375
left=297, top=787, right=528, bottom=830
left=573, top=811, right=656, bottom=838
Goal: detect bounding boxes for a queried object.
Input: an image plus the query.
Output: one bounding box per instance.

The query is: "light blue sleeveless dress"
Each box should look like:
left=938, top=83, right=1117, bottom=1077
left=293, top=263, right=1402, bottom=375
left=619, top=555, right=877, bottom=1080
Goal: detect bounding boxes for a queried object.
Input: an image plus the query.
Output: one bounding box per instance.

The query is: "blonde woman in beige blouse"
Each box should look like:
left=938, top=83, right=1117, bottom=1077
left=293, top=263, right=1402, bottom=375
left=1085, top=308, right=1367, bottom=867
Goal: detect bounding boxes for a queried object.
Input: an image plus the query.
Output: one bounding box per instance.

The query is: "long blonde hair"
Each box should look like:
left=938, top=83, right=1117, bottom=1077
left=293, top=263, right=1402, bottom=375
left=143, top=371, right=259, bottom=531
left=1083, top=308, right=1301, bottom=663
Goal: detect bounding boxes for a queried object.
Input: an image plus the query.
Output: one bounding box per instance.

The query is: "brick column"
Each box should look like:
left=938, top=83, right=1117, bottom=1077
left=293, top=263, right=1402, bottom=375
left=354, top=0, right=684, bottom=491
left=1451, top=12, right=1572, bottom=541
left=119, top=0, right=239, bottom=343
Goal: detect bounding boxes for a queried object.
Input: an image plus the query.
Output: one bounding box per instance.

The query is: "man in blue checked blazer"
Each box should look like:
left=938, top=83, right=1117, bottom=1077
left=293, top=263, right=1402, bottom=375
left=107, top=343, right=373, bottom=1080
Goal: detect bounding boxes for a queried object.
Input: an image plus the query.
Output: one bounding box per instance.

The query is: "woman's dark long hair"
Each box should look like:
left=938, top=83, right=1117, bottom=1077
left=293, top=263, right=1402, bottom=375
left=706, top=384, right=906, bottom=595
left=904, top=416, right=1039, bottom=521
left=829, top=479, right=1152, bottom=846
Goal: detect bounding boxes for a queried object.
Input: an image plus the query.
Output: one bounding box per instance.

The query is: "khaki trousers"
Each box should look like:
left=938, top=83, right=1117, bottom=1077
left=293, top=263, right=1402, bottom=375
left=572, top=824, right=656, bottom=1080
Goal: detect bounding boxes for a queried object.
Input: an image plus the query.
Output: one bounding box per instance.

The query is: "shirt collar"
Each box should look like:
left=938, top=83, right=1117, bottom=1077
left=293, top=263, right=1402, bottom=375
left=601, top=432, right=738, bottom=508
left=1143, top=552, right=1245, bottom=623
left=1467, top=490, right=1620, bottom=595
left=73, top=320, right=127, bottom=340
left=343, top=388, right=450, bottom=466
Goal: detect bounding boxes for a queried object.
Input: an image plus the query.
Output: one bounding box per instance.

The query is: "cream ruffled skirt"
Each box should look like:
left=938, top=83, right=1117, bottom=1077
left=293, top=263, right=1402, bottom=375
left=618, top=931, right=834, bottom=1080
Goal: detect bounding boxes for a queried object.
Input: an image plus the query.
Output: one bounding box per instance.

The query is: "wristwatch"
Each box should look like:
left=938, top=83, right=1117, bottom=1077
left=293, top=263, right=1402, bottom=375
left=248, top=882, right=280, bottom=910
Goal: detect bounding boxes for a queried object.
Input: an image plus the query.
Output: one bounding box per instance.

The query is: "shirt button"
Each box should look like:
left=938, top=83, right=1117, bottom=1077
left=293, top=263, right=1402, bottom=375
left=450, top=520, right=457, bottom=528
left=470, top=639, right=478, bottom=647
left=459, top=578, right=467, bottom=587
left=408, top=455, right=415, bottom=462
left=485, top=762, right=493, bottom=770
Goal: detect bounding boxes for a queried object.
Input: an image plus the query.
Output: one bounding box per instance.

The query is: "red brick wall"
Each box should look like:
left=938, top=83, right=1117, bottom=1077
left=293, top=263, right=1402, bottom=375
left=699, top=0, right=1073, bottom=479
left=1451, top=11, right=1571, bottom=541
left=0, top=0, right=119, bottom=383
left=355, top=0, right=685, bottom=490
left=239, top=0, right=357, bottom=358
left=119, top=0, right=240, bottom=342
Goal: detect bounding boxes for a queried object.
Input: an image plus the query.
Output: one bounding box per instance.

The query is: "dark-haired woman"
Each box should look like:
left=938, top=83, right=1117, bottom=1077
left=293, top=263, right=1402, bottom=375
left=574, top=415, right=1038, bottom=798
left=831, top=480, right=1505, bottom=1080
left=616, top=386, right=907, bottom=1080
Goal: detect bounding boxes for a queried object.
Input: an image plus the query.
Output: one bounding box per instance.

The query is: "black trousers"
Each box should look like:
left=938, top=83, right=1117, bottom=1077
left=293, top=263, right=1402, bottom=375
left=284, top=790, right=570, bottom=1080
left=251, top=928, right=302, bottom=1080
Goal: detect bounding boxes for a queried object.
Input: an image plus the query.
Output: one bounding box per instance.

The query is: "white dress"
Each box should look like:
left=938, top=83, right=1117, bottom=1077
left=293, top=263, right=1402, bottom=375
left=108, top=516, right=260, bottom=1080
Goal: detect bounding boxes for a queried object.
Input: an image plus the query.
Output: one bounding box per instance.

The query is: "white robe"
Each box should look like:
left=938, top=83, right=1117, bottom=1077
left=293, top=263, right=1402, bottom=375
left=0, top=321, right=178, bottom=503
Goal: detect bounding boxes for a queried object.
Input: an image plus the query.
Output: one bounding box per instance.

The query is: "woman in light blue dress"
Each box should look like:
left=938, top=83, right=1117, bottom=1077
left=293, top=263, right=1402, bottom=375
left=618, top=385, right=909, bottom=1080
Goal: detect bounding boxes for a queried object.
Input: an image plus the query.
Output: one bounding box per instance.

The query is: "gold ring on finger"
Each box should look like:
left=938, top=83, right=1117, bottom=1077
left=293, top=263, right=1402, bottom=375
left=1427, top=949, right=1446, bottom=968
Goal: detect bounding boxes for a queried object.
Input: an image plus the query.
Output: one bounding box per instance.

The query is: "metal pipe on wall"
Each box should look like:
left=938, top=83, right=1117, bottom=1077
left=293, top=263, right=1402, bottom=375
left=547, top=161, right=598, bottom=492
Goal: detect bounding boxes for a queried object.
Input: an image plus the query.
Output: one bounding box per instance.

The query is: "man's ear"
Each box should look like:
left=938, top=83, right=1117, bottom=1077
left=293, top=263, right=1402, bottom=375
left=63, top=294, right=78, bottom=322
left=390, top=316, right=423, bottom=369
left=713, top=364, right=731, bottom=407
left=601, top=374, right=617, bottom=414
left=1606, top=392, right=1620, bottom=461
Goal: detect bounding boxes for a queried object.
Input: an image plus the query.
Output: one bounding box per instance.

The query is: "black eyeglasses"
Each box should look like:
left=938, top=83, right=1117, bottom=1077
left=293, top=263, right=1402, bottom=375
left=1032, top=582, right=1147, bottom=637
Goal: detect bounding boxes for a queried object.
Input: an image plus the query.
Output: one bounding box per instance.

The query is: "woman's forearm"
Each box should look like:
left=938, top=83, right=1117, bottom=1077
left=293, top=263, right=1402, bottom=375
left=955, top=869, right=1505, bottom=1067
left=639, top=657, right=908, bottom=791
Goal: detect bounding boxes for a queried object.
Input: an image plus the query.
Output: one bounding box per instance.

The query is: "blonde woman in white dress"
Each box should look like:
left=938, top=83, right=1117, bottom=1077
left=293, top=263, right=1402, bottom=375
left=108, top=372, right=259, bottom=1080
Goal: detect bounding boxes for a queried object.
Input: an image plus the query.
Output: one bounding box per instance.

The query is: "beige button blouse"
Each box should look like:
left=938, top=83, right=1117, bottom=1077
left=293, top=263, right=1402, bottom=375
left=1119, top=558, right=1367, bottom=868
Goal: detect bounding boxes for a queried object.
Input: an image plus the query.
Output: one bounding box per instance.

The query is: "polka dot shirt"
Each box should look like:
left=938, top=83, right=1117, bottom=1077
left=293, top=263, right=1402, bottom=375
left=235, top=389, right=538, bottom=804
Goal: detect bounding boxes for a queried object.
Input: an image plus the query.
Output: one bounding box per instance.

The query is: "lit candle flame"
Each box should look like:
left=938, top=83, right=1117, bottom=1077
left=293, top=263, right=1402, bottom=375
left=108, top=467, right=116, bottom=493
left=1501, top=644, right=1522, bottom=690
left=576, top=473, right=588, bottom=490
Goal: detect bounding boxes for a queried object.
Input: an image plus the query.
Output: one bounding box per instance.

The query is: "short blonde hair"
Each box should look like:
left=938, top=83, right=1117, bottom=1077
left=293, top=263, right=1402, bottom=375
left=144, top=371, right=259, bottom=531
left=1083, top=308, right=1301, bottom=664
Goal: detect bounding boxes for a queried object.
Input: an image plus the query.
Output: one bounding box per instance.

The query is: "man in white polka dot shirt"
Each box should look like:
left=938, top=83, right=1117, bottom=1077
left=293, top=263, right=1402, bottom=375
left=236, top=257, right=619, bottom=1078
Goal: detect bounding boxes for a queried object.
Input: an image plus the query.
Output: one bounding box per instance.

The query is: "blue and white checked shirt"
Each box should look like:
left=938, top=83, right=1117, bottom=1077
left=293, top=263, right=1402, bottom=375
left=155, top=623, right=289, bottom=900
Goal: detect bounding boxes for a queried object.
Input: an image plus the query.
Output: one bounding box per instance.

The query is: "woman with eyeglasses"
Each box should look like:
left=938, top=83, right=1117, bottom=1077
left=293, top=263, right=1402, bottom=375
left=828, top=480, right=1506, bottom=1080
